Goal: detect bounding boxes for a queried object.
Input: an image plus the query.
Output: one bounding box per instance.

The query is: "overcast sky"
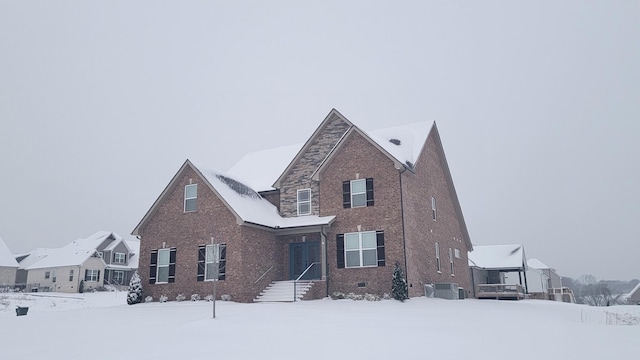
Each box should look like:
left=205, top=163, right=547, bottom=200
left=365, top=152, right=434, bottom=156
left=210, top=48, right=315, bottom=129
left=1, top=1, right=638, bottom=281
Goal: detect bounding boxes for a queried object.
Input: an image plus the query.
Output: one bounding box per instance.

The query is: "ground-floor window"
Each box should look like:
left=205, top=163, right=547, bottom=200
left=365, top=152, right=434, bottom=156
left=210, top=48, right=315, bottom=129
left=113, top=271, right=125, bottom=284
left=85, top=269, right=100, bottom=282
left=149, top=248, right=177, bottom=284
left=336, top=230, right=385, bottom=268
left=197, top=244, right=227, bottom=281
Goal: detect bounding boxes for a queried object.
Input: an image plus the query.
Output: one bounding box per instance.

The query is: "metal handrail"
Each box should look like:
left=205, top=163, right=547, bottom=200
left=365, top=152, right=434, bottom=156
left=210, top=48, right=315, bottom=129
left=293, top=262, right=320, bottom=302
left=253, top=265, right=274, bottom=284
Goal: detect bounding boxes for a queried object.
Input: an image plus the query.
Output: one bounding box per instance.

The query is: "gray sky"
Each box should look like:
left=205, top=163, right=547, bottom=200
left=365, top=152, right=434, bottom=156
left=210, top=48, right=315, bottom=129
left=1, top=1, right=638, bottom=281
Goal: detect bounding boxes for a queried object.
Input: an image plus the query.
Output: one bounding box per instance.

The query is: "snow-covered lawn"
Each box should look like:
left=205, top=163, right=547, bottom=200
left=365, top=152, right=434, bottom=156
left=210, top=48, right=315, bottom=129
left=1, top=292, right=639, bottom=360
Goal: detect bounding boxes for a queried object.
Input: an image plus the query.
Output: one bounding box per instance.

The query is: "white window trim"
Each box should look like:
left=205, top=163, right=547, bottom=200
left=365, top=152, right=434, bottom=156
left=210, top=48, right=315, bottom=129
left=86, top=269, right=99, bottom=282
left=297, top=189, right=311, bottom=216
left=184, top=184, right=197, bottom=212
left=350, top=179, right=367, bottom=208
left=449, top=248, right=455, bottom=276
left=435, top=242, right=441, bottom=273
left=344, top=231, right=377, bottom=268
left=114, top=252, right=126, bottom=264
left=113, top=270, right=124, bottom=284
left=454, top=248, right=461, bottom=259
left=205, top=244, right=222, bottom=281
left=156, top=248, right=170, bottom=283
left=431, top=196, right=437, bottom=221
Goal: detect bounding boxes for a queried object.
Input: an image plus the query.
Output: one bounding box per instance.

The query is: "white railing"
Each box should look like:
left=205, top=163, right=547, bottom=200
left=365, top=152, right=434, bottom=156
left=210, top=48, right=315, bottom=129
left=293, top=262, right=320, bottom=302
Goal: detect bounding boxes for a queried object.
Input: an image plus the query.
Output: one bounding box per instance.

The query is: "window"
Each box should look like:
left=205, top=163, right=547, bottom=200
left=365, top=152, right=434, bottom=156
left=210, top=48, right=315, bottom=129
left=69, top=269, right=74, bottom=282
left=149, top=248, right=176, bottom=284
left=85, top=269, right=100, bottom=282
left=449, top=248, right=455, bottom=276
left=431, top=197, right=437, bottom=221
left=184, top=184, right=197, bottom=212
left=197, top=244, right=226, bottom=281
left=435, top=242, right=441, bottom=272
left=113, top=271, right=124, bottom=285
left=454, top=248, right=461, bottom=259
left=297, top=189, right=311, bottom=215
left=336, top=231, right=385, bottom=268
left=114, top=252, right=126, bottom=264
left=343, top=178, right=374, bottom=208
left=97, top=251, right=103, bottom=258
left=52, top=271, right=57, bottom=283
left=45, top=271, right=50, bottom=279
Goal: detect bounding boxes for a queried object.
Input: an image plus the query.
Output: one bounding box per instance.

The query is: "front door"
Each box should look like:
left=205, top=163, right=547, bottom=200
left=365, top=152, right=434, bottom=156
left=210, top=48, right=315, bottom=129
left=289, top=242, right=321, bottom=280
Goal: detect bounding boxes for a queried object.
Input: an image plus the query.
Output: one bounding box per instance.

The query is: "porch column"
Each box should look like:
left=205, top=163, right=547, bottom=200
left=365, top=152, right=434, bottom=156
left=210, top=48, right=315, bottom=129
left=321, top=229, right=327, bottom=280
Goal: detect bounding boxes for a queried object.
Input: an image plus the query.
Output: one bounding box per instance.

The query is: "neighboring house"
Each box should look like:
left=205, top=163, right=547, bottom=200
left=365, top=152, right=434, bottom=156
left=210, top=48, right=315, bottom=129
left=527, top=258, right=562, bottom=289
left=625, top=282, right=640, bottom=305
left=133, top=109, right=473, bottom=303
left=17, top=231, right=137, bottom=293
left=468, top=244, right=528, bottom=299
left=0, top=234, right=19, bottom=286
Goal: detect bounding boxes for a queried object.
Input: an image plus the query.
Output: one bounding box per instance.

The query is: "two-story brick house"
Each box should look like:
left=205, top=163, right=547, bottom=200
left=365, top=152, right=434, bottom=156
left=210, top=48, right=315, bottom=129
left=132, top=109, right=472, bottom=302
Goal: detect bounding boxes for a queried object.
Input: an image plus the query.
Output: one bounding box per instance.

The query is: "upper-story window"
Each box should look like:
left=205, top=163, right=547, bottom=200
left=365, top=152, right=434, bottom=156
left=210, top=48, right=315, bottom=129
left=435, top=242, right=441, bottom=273
left=431, top=196, right=437, bottom=221
left=343, top=178, right=374, bottom=208
left=297, top=189, right=311, bottom=216
left=184, top=184, right=197, bottom=212
left=114, top=252, right=126, bottom=264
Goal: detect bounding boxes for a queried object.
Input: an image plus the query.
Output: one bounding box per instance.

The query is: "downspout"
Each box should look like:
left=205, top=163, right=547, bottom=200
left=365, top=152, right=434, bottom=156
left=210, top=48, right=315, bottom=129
left=321, top=225, right=329, bottom=298
left=398, top=167, right=409, bottom=287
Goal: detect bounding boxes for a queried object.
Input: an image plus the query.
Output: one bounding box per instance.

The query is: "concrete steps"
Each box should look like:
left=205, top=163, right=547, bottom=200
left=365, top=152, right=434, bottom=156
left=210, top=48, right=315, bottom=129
left=254, top=280, right=314, bottom=302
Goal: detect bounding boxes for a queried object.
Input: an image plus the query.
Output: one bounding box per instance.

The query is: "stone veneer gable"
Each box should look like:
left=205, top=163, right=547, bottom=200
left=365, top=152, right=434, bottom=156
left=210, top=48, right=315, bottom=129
left=279, top=114, right=351, bottom=217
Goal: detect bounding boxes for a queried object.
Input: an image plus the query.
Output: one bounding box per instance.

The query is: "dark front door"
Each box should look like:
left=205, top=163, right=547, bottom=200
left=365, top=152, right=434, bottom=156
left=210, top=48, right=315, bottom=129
left=289, top=242, right=321, bottom=280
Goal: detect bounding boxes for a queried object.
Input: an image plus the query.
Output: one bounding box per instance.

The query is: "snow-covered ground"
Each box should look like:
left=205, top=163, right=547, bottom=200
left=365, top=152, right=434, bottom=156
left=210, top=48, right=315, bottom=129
left=1, top=292, right=639, bottom=360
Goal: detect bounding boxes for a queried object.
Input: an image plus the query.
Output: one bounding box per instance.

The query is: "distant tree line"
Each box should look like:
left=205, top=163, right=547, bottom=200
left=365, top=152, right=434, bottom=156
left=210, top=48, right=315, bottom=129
left=561, top=275, right=639, bottom=306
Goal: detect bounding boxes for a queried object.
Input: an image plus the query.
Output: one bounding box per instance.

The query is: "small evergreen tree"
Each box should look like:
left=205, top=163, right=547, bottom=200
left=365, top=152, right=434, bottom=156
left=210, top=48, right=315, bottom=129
left=392, top=262, right=409, bottom=301
left=127, top=271, right=143, bottom=305
left=78, top=280, right=84, bottom=293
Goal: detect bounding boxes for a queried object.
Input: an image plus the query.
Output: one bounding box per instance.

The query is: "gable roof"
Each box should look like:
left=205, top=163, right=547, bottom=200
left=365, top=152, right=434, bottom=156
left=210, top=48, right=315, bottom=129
left=468, top=244, right=527, bottom=271
left=0, top=234, right=19, bottom=268
left=131, top=160, right=335, bottom=236
left=22, top=231, right=124, bottom=270
left=527, top=258, right=553, bottom=270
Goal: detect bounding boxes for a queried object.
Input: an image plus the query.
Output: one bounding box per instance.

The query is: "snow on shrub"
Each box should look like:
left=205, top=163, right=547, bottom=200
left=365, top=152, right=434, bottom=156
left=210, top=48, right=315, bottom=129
left=127, top=271, right=143, bottom=305
left=144, top=296, right=153, bottom=303
left=331, top=292, right=346, bottom=300
left=176, top=293, right=186, bottom=302
left=191, top=294, right=201, bottom=301
left=204, top=295, right=214, bottom=302
left=159, top=295, right=168, bottom=303
left=221, top=294, right=232, bottom=301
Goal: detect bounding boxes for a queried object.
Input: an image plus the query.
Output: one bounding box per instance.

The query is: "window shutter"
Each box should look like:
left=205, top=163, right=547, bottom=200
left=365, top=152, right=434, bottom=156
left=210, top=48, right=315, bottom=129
left=366, top=178, right=374, bottom=206
left=336, top=234, right=345, bottom=269
left=218, top=244, right=227, bottom=281
left=149, top=250, right=157, bottom=284
left=97, top=270, right=100, bottom=282
left=197, top=246, right=205, bottom=281
left=84, top=269, right=89, bottom=281
left=168, top=248, right=177, bottom=283
left=342, top=181, right=351, bottom=208
left=376, top=231, right=385, bottom=266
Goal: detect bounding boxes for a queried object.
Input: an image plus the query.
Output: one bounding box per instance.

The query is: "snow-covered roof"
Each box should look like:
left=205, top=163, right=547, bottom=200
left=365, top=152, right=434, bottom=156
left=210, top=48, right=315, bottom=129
left=227, top=143, right=303, bottom=192
left=193, top=161, right=335, bottom=229
left=0, top=235, right=19, bottom=268
left=23, top=231, right=125, bottom=270
left=468, top=244, right=527, bottom=270
left=527, top=258, right=552, bottom=270
left=366, top=121, right=431, bottom=168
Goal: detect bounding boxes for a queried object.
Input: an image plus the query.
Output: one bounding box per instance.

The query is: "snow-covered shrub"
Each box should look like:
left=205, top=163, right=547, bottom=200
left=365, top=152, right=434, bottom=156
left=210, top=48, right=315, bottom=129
left=190, top=294, right=201, bottom=301
left=144, top=296, right=153, bottom=303
left=176, top=293, right=186, bottom=302
left=159, top=295, right=168, bottom=303
left=127, top=271, right=143, bottom=305
left=0, top=295, right=9, bottom=309
left=364, top=293, right=381, bottom=301
left=382, top=293, right=392, bottom=300
left=204, top=294, right=214, bottom=302
left=221, top=294, right=232, bottom=301
left=331, top=292, right=346, bottom=300
left=392, top=262, right=409, bottom=301
left=346, top=293, right=364, bottom=301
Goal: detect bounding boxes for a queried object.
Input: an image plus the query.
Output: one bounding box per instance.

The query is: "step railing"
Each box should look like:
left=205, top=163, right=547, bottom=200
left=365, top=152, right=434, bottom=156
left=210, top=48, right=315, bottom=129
left=293, top=262, right=319, bottom=302
left=254, top=265, right=274, bottom=284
